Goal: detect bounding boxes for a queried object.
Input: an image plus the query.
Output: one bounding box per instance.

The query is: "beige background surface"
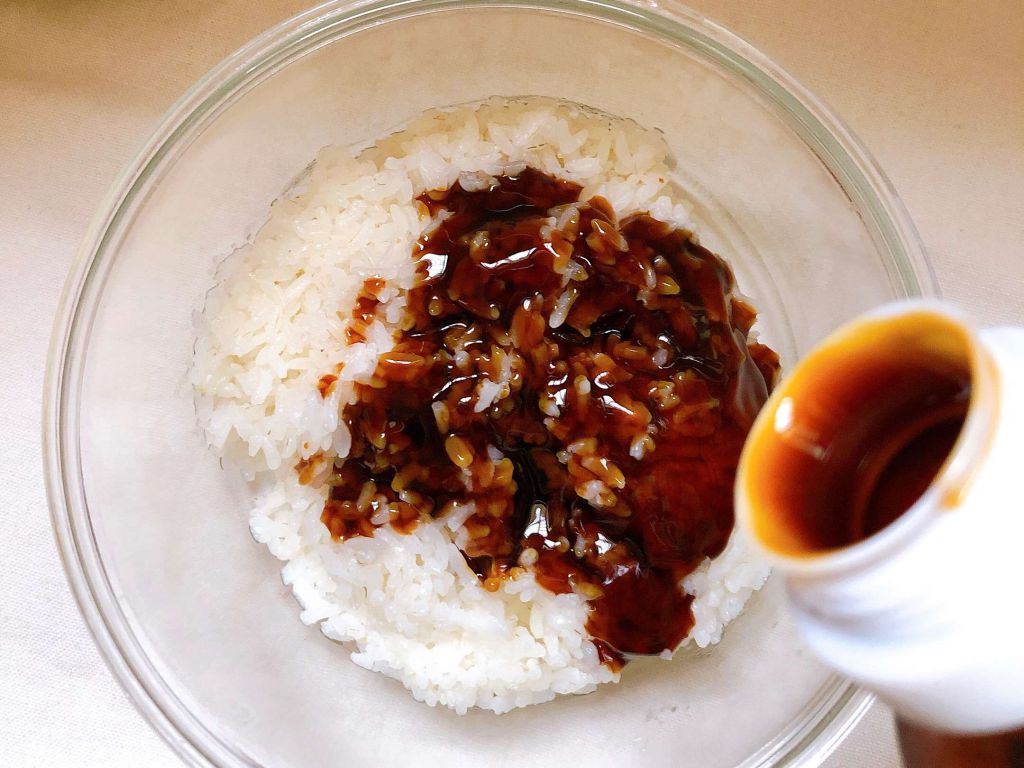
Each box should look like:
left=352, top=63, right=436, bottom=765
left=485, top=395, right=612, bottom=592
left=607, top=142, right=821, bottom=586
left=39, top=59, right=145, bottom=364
left=1, top=1, right=1020, bottom=765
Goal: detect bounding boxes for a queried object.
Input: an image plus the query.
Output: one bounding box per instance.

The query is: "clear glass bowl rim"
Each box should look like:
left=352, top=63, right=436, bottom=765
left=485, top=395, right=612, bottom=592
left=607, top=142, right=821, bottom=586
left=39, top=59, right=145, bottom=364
left=43, top=0, right=934, bottom=765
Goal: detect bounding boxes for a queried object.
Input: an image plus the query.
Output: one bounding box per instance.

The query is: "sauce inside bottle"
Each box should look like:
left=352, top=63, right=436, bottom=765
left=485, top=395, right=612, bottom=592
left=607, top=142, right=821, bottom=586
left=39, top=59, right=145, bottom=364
left=744, top=312, right=971, bottom=556
left=743, top=310, right=1024, bottom=766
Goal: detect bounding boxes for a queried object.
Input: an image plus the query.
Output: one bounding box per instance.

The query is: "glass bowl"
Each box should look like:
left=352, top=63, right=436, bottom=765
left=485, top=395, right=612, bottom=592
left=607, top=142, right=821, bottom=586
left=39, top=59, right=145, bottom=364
left=45, top=1, right=933, bottom=766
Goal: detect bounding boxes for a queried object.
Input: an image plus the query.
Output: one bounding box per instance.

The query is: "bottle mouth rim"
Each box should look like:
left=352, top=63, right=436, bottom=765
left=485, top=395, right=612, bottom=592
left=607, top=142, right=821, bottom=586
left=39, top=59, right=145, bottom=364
left=735, top=299, right=999, bottom=578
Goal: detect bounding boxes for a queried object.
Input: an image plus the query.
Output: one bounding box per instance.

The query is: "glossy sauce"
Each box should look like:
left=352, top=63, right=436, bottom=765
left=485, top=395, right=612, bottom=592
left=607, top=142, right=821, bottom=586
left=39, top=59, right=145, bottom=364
left=746, top=314, right=970, bottom=556
left=898, top=719, right=1024, bottom=768
left=318, top=169, right=780, bottom=663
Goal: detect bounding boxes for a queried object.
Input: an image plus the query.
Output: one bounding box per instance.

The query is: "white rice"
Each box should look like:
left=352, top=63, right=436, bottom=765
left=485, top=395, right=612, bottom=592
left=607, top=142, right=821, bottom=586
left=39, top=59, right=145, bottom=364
left=192, top=96, right=769, bottom=714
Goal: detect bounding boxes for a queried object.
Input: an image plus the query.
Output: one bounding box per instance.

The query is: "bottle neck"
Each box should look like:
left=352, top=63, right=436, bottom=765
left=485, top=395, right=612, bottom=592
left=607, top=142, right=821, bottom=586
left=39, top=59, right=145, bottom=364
left=779, top=324, right=1024, bottom=733
left=737, top=303, right=1024, bottom=733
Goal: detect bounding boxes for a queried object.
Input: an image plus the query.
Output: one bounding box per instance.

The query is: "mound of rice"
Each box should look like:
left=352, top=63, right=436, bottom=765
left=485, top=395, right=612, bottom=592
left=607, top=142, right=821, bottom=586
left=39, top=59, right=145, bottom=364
left=191, top=96, right=769, bottom=714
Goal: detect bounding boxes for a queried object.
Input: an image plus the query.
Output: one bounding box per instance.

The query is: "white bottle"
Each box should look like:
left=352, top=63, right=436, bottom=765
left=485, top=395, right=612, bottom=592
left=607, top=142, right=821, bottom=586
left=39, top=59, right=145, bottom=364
left=735, top=300, right=1024, bottom=734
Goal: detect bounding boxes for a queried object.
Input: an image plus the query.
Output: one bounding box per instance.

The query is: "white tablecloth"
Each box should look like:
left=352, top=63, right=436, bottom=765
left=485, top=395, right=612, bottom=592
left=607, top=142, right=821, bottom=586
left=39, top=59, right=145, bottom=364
left=1, top=1, right=1020, bottom=765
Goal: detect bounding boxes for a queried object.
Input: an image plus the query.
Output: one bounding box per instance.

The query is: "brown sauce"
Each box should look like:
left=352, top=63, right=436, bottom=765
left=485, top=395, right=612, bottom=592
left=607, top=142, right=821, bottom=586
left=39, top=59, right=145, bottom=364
left=745, top=313, right=971, bottom=556
left=317, top=374, right=338, bottom=398
left=317, top=169, right=780, bottom=663
left=344, top=277, right=385, bottom=345
left=898, top=719, right=1024, bottom=768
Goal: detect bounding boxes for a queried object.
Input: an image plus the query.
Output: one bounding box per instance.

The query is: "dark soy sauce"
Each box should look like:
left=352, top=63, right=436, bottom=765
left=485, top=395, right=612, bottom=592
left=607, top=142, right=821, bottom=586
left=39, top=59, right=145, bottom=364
left=316, top=169, right=781, bottom=665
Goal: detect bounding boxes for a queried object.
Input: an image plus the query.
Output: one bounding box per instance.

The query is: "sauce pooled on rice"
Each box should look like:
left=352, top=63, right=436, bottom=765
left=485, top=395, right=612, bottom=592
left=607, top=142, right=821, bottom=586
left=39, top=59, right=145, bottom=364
left=314, top=168, right=781, bottom=666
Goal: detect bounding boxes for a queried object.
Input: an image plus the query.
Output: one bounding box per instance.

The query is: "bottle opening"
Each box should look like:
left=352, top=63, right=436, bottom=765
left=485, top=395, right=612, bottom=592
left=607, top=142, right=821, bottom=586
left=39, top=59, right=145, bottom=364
left=740, top=308, right=975, bottom=559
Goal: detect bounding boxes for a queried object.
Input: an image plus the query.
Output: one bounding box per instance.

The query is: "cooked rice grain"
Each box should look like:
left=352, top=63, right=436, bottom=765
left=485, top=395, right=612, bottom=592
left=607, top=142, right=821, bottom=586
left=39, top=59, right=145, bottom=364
left=192, top=96, right=768, bottom=714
